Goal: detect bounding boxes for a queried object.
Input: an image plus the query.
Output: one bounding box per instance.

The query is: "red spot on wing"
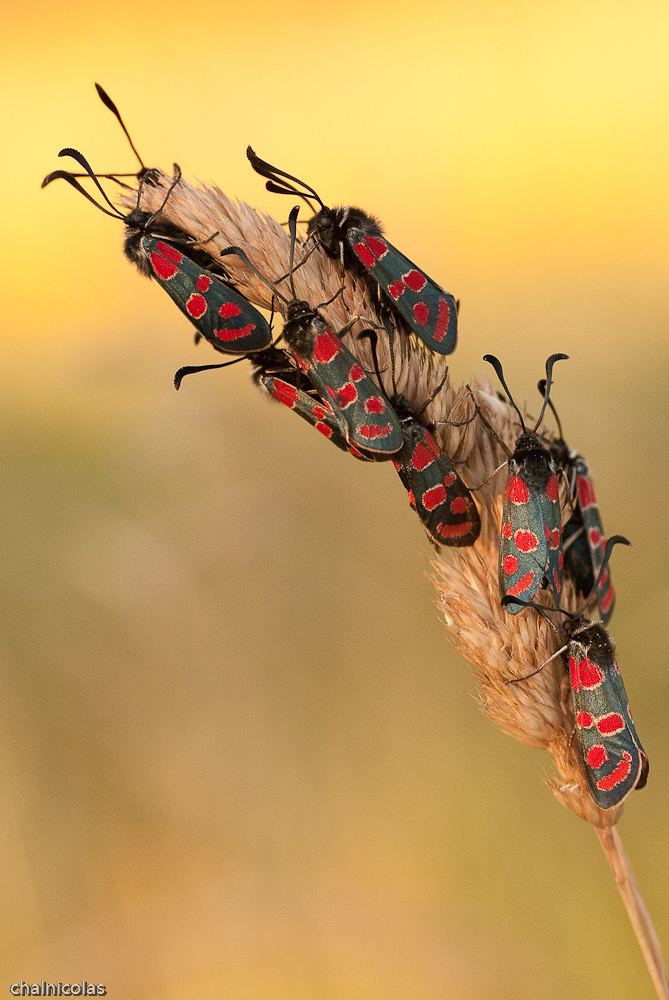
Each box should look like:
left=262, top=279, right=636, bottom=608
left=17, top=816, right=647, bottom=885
left=502, top=522, right=513, bottom=539
left=450, top=496, right=468, bottom=514
left=596, top=712, right=626, bottom=736
left=151, top=252, right=179, bottom=280
left=503, top=555, right=518, bottom=575
left=578, top=475, right=597, bottom=509
left=413, top=302, right=430, bottom=325
left=577, top=711, right=594, bottom=727
left=388, top=279, right=405, bottom=299
left=272, top=382, right=298, bottom=408
left=514, top=529, right=539, bottom=553
left=443, top=471, right=456, bottom=487
left=196, top=274, right=212, bottom=292
left=353, top=242, right=375, bottom=268
left=578, top=658, right=604, bottom=689
left=314, top=330, right=339, bottom=364
left=545, top=525, right=560, bottom=549
left=350, top=364, right=365, bottom=382
left=507, top=572, right=535, bottom=596
left=546, top=474, right=559, bottom=502
left=437, top=521, right=475, bottom=539
left=313, top=405, right=327, bottom=419
left=434, top=298, right=451, bottom=342
left=216, top=324, right=256, bottom=342
left=506, top=475, right=530, bottom=504
left=364, top=397, right=385, bottom=414
left=315, top=422, right=334, bottom=438
left=155, top=241, right=182, bottom=262
left=403, top=269, right=427, bottom=292
left=219, top=302, right=242, bottom=319
left=186, top=294, right=207, bottom=319
left=587, top=745, right=607, bottom=769
left=358, top=423, right=394, bottom=441
left=366, top=236, right=389, bottom=259
left=336, top=383, right=358, bottom=407
left=588, top=528, right=603, bottom=548
left=412, top=441, right=437, bottom=472
left=597, top=757, right=632, bottom=791
left=422, top=484, right=447, bottom=511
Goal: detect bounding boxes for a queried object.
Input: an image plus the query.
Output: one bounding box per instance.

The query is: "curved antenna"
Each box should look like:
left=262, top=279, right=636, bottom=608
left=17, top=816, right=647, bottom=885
left=286, top=205, right=300, bottom=300
left=246, top=146, right=325, bottom=213
left=532, top=353, right=569, bottom=433
left=537, top=377, right=564, bottom=441
left=483, top=354, right=527, bottom=432
left=94, top=83, right=146, bottom=174
left=174, top=359, right=242, bottom=390
left=484, top=353, right=569, bottom=435
left=586, top=535, right=630, bottom=605
left=44, top=148, right=182, bottom=229
left=42, top=149, right=124, bottom=218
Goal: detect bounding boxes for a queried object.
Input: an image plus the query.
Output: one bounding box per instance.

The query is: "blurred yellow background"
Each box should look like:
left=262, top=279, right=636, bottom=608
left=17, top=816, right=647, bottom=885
left=2, top=1, right=668, bottom=997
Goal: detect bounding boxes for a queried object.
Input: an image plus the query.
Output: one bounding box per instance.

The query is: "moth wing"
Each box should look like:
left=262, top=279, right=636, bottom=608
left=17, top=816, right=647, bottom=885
left=346, top=229, right=457, bottom=355
left=142, top=237, right=272, bottom=355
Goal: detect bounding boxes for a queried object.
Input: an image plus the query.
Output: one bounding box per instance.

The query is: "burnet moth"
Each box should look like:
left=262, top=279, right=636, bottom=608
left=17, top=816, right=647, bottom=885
left=42, top=149, right=272, bottom=356
left=220, top=210, right=403, bottom=456
left=475, top=353, right=569, bottom=612
left=364, top=331, right=480, bottom=546
left=246, top=147, right=458, bottom=356
left=538, top=379, right=615, bottom=626
left=504, top=537, right=648, bottom=810
left=175, top=345, right=373, bottom=462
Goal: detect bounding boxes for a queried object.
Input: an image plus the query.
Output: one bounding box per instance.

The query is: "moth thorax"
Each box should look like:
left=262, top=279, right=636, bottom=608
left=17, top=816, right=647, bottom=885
left=308, top=205, right=384, bottom=263
left=564, top=618, right=615, bottom=659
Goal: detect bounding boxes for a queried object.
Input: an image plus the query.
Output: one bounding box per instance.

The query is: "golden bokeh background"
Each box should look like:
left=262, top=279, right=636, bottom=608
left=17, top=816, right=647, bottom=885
left=2, top=1, right=668, bottom=997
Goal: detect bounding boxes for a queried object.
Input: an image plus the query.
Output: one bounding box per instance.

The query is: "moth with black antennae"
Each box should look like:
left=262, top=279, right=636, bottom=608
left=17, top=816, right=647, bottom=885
left=502, top=536, right=648, bottom=810
left=219, top=207, right=403, bottom=456
left=471, top=353, right=569, bottom=612
left=537, top=378, right=615, bottom=625
left=42, top=148, right=272, bottom=357
left=246, top=147, right=459, bottom=356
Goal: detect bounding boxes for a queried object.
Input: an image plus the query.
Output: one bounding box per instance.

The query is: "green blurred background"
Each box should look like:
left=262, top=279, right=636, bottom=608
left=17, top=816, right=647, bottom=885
left=2, top=1, right=668, bottom=996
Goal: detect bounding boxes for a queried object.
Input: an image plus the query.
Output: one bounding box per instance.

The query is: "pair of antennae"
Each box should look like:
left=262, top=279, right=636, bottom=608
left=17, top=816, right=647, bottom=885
left=484, top=352, right=569, bottom=436
left=42, top=147, right=181, bottom=227
left=246, top=147, right=326, bottom=215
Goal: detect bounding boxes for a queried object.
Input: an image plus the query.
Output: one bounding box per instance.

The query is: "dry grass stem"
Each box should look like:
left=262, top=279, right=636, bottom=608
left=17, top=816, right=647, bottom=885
left=596, top=827, right=669, bottom=1000
left=120, top=169, right=666, bottom=994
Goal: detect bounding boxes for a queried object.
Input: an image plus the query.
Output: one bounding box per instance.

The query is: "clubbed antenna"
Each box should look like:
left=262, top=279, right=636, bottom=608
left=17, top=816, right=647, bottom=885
left=94, top=83, right=147, bottom=176
left=484, top=352, right=569, bottom=433
left=246, top=147, right=325, bottom=213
